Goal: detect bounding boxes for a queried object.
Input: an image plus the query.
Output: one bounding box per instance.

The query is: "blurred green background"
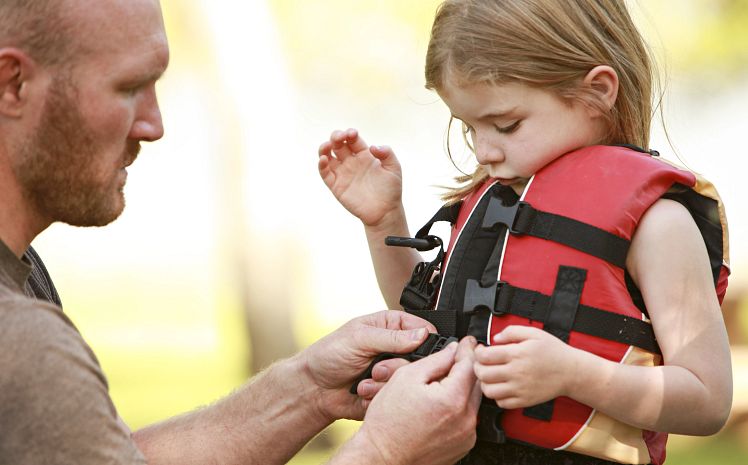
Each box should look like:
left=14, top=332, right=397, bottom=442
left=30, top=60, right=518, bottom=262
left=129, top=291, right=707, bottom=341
left=33, top=0, right=748, bottom=464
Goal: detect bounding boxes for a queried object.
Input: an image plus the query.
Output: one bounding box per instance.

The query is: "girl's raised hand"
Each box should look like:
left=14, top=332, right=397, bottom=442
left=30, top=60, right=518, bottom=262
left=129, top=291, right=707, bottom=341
left=318, top=128, right=403, bottom=227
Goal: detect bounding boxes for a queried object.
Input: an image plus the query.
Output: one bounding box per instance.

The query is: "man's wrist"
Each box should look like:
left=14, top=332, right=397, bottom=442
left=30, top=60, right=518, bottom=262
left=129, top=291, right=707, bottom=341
left=289, top=350, right=341, bottom=426
left=330, top=428, right=393, bottom=465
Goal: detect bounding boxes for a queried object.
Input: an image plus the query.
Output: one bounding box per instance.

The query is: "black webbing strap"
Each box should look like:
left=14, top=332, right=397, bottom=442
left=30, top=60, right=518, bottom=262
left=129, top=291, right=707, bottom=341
left=524, top=266, right=588, bottom=421
left=543, top=266, right=587, bottom=343
left=476, top=397, right=506, bottom=444
left=472, top=281, right=661, bottom=354
left=463, top=233, right=507, bottom=344
left=482, top=197, right=630, bottom=269
left=415, top=201, right=462, bottom=239
left=404, top=309, right=458, bottom=336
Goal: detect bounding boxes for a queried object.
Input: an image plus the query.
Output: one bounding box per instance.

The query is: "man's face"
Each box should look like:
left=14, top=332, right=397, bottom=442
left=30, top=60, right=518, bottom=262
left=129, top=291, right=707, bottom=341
left=14, top=0, right=169, bottom=227
left=16, top=74, right=140, bottom=226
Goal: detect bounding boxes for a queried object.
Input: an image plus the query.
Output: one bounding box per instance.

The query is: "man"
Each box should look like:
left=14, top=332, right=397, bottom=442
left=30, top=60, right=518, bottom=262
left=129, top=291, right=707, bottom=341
left=0, top=0, right=481, bottom=464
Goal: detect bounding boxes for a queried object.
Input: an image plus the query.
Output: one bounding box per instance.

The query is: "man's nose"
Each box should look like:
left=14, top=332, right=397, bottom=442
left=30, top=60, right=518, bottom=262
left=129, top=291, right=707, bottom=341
left=130, top=86, right=164, bottom=142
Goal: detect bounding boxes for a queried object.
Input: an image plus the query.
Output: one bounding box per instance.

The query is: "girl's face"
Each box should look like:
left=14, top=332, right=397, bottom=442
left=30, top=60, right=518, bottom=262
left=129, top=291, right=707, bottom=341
left=438, top=79, right=607, bottom=194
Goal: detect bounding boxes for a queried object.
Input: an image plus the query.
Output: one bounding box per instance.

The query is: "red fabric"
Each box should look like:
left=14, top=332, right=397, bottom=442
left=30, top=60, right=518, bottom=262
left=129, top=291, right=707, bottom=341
left=716, top=265, right=730, bottom=305
left=643, top=430, right=667, bottom=465
left=488, top=146, right=694, bottom=448
left=439, top=145, right=725, bottom=459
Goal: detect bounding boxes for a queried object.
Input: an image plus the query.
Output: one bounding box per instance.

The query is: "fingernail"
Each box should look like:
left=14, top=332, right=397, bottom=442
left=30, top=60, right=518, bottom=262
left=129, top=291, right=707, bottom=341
left=358, top=381, right=372, bottom=397
left=372, top=365, right=388, bottom=380
left=448, top=341, right=458, bottom=353
left=371, top=145, right=380, bottom=151
left=410, top=328, right=426, bottom=340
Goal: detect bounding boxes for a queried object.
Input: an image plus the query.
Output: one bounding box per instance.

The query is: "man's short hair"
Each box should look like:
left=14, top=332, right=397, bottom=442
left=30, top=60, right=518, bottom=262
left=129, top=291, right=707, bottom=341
left=0, top=0, right=77, bottom=67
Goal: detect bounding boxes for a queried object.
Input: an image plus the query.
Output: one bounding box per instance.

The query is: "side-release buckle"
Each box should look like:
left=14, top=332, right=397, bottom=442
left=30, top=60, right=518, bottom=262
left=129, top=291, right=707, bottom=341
left=463, top=279, right=497, bottom=315
left=464, top=280, right=512, bottom=316
left=349, top=333, right=458, bottom=394
left=388, top=235, right=445, bottom=311
left=482, top=197, right=526, bottom=234
left=400, top=261, right=442, bottom=310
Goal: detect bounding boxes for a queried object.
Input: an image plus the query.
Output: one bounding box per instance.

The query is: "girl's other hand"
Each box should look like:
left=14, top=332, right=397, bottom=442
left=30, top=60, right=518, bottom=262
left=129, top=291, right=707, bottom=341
left=318, top=128, right=403, bottom=227
left=474, top=326, right=579, bottom=409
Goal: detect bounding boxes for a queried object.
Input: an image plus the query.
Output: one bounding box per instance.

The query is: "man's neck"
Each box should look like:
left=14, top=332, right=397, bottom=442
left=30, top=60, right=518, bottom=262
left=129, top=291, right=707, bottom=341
left=0, top=165, right=49, bottom=258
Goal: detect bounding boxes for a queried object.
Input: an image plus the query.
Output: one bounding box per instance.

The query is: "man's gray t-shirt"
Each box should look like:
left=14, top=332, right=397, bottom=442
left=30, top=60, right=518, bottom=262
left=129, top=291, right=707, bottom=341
left=0, top=240, right=146, bottom=464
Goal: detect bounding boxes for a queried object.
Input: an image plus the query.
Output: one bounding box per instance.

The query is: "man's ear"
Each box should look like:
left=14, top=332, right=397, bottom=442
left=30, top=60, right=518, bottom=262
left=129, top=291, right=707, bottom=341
left=0, top=48, right=35, bottom=118
left=583, top=65, right=619, bottom=113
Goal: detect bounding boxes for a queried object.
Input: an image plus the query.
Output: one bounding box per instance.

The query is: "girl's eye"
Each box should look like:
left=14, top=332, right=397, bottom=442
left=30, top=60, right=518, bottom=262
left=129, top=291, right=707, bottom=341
left=495, top=120, right=521, bottom=134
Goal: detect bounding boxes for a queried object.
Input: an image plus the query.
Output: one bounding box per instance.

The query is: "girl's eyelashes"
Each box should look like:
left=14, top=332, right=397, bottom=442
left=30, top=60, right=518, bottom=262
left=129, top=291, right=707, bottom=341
left=461, top=121, right=520, bottom=136
left=494, top=120, right=521, bottom=134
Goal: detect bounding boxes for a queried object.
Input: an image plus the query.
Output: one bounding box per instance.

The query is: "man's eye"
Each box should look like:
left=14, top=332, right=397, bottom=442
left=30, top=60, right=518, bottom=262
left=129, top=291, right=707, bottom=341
left=495, top=121, right=521, bottom=134
left=121, top=83, right=143, bottom=96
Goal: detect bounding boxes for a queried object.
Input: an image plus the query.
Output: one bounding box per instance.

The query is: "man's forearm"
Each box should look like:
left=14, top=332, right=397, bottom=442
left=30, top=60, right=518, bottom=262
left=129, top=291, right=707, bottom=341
left=132, top=354, right=332, bottom=465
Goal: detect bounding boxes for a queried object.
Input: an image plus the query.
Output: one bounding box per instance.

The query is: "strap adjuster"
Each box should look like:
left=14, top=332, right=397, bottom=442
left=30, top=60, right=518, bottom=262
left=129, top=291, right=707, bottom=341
left=492, top=281, right=513, bottom=316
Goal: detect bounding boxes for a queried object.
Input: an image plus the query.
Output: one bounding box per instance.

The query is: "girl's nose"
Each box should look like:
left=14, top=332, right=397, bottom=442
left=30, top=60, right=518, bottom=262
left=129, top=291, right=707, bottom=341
left=474, top=133, right=504, bottom=165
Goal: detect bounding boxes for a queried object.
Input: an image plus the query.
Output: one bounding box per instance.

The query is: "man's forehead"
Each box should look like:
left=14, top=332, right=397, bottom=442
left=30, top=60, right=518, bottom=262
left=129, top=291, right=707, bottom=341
left=67, top=0, right=166, bottom=50
left=64, top=0, right=168, bottom=70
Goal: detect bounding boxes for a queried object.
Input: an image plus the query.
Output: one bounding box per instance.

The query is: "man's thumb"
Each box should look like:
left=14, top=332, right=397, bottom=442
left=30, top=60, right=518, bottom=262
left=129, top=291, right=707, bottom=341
left=363, top=326, right=429, bottom=356
left=406, top=342, right=458, bottom=383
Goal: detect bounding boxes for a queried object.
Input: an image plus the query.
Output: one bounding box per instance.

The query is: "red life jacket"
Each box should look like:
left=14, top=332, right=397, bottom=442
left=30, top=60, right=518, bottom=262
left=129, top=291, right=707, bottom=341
left=397, top=145, right=729, bottom=464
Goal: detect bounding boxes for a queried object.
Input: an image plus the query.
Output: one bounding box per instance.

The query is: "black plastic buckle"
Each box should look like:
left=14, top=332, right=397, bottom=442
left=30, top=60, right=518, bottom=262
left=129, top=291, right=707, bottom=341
left=349, top=333, right=458, bottom=394
left=400, top=260, right=441, bottom=311
left=482, top=197, right=525, bottom=234
left=463, top=279, right=497, bottom=315
left=492, top=281, right=513, bottom=316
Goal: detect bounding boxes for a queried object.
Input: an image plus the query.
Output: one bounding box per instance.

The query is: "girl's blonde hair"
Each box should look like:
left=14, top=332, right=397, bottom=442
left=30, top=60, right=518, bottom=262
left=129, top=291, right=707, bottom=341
left=425, top=0, right=657, bottom=203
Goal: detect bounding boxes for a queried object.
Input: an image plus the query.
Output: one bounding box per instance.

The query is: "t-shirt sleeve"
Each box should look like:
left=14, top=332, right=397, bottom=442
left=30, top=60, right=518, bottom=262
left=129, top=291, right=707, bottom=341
left=0, top=299, right=147, bottom=464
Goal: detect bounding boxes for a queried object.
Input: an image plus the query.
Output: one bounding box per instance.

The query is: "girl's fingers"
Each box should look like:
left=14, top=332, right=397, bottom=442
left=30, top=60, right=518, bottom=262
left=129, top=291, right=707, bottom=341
left=480, top=382, right=516, bottom=403
left=473, top=361, right=511, bottom=384
left=330, top=129, right=355, bottom=159
left=474, top=345, right=514, bottom=365
left=318, top=140, right=333, bottom=156
left=345, top=128, right=369, bottom=153
left=370, top=145, right=400, bottom=170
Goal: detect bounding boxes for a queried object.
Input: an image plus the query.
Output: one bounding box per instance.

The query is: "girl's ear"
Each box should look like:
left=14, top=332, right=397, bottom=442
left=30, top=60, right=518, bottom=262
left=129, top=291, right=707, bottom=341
left=584, top=65, right=619, bottom=112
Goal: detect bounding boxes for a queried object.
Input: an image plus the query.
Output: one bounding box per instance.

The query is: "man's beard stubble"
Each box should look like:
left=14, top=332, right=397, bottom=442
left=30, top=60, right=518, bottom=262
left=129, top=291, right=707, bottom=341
left=15, top=75, right=135, bottom=227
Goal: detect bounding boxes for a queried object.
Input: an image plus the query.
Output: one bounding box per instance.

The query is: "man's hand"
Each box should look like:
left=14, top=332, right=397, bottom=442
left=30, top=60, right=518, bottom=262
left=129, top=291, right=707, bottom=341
left=298, top=310, right=437, bottom=422
left=333, top=337, right=481, bottom=465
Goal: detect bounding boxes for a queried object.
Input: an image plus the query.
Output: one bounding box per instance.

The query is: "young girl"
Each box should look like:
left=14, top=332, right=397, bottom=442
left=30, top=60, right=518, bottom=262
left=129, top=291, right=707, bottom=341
left=317, top=1, right=732, bottom=464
